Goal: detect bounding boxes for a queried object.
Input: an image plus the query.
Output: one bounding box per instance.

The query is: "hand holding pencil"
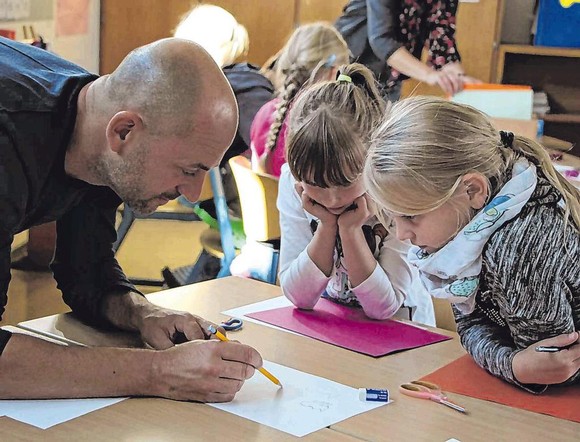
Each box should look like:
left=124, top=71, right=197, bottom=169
left=512, top=331, right=580, bottom=386
left=208, top=325, right=283, bottom=388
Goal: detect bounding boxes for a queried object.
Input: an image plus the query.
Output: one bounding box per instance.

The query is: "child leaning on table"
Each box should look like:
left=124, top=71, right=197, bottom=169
left=364, top=96, right=580, bottom=392
left=277, top=63, right=434, bottom=325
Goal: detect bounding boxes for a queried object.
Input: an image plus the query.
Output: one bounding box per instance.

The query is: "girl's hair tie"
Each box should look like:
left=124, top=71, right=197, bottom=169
left=336, top=73, right=352, bottom=83
left=499, top=130, right=514, bottom=148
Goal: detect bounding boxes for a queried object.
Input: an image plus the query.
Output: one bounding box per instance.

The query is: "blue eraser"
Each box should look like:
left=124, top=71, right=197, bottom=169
left=359, top=388, right=389, bottom=402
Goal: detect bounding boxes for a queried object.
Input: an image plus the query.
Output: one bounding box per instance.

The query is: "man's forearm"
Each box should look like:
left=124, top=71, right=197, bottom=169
left=0, top=333, right=154, bottom=399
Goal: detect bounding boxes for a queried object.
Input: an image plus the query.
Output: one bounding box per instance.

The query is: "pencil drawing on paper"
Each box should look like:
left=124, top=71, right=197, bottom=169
left=300, top=400, right=332, bottom=412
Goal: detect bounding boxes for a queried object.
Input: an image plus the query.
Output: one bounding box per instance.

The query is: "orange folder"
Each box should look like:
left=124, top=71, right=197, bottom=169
left=421, top=354, right=580, bottom=423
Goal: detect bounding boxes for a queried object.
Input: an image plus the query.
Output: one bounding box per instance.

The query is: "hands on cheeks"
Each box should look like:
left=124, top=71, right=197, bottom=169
left=295, top=184, right=338, bottom=226
left=337, top=194, right=372, bottom=231
left=512, top=331, right=580, bottom=385
left=296, top=184, right=371, bottom=230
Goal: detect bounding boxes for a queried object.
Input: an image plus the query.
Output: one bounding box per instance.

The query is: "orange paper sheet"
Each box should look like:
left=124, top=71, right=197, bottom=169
left=421, top=355, right=580, bottom=423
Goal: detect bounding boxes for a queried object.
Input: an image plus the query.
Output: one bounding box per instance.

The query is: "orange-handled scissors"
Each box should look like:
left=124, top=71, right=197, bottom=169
left=399, top=380, right=467, bottom=414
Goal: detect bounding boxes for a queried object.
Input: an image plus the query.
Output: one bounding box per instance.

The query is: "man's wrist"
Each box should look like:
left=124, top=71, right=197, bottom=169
left=102, top=290, right=150, bottom=332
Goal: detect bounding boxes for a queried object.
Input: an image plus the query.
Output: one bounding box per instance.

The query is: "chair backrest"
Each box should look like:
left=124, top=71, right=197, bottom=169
left=229, top=156, right=280, bottom=242
left=432, top=298, right=457, bottom=332
left=198, top=173, right=214, bottom=201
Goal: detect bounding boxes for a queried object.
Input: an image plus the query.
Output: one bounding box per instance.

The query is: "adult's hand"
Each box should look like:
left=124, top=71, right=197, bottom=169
left=426, top=69, right=463, bottom=96
left=150, top=339, right=263, bottom=402
left=137, top=305, right=220, bottom=350
left=512, top=332, right=580, bottom=385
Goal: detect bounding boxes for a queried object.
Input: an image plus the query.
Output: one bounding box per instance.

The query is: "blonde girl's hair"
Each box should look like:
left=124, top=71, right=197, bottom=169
left=286, top=63, right=385, bottom=188
left=174, top=4, right=249, bottom=67
left=263, top=22, right=350, bottom=156
left=363, top=96, right=580, bottom=231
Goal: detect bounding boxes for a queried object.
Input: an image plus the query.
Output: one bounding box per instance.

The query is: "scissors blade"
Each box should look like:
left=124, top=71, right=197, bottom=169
left=439, top=399, right=467, bottom=414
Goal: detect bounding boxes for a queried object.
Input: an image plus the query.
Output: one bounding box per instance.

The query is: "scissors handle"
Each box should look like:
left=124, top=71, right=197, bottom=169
left=221, top=317, right=243, bottom=331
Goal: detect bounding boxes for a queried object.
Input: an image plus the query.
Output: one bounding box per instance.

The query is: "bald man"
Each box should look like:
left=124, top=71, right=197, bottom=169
left=0, top=37, right=262, bottom=402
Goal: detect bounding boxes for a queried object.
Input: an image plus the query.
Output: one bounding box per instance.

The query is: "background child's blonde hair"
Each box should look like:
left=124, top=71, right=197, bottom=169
left=174, top=4, right=249, bottom=67
left=263, top=22, right=350, bottom=157
left=364, top=96, right=580, bottom=231
left=286, top=63, right=384, bottom=188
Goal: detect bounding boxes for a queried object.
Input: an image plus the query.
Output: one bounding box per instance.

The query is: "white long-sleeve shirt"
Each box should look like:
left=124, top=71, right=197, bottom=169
left=277, top=165, right=434, bottom=325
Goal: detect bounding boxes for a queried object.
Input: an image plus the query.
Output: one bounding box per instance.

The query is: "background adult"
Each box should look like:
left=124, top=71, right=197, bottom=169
left=335, top=0, right=480, bottom=101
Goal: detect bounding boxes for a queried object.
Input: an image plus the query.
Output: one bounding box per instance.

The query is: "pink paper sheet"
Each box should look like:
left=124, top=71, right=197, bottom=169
left=248, top=298, right=451, bottom=357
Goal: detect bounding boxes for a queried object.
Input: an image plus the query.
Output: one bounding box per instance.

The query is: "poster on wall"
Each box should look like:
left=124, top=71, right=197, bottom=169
left=56, top=0, right=89, bottom=36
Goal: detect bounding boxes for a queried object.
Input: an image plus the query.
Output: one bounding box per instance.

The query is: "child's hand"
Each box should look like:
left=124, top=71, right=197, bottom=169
left=512, top=332, right=580, bottom=385
left=337, top=194, right=371, bottom=231
left=295, top=184, right=338, bottom=226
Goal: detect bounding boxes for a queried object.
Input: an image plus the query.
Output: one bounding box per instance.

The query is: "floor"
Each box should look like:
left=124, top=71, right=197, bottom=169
left=1, top=216, right=208, bottom=327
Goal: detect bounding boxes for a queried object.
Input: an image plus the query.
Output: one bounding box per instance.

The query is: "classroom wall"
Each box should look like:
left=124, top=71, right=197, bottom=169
left=100, top=0, right=503, bottom=96
left=0, top=0, right=100, bottom=73
left=99, top=0, right=347, bottom=75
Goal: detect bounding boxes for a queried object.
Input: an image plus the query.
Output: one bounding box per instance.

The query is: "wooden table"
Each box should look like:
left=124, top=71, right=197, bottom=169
left=9, top=277, right=579, bottom=441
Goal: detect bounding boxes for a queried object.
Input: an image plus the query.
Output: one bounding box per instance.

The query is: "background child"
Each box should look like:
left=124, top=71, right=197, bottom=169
left=277, top=63, right=434, bottom=325
left=364, top=96, right=580, bottom=392
left=250, top=22, right=350, bottom=177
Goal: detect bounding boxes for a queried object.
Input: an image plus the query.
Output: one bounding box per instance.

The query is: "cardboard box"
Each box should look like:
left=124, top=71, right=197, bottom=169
left=451, top=84, right=533, bottom=120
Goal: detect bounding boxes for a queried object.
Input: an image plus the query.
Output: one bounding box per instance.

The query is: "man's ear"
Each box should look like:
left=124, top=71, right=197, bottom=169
left=105, top=111, right=143, bottom=154
left=462, top=172, right=488, bottom=210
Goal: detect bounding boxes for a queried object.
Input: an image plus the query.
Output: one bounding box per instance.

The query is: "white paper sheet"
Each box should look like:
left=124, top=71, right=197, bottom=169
left=222, top=296, right=299, bottom=334
left=0, top=397, right=127, bottom=429
left=209, top=360, right=388, bottom=437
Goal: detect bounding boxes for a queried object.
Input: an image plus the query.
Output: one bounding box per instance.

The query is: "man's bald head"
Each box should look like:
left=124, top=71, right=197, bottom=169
left=104, top=38, right=237, bottom=139
left=71, top=38, right=239, bottom=214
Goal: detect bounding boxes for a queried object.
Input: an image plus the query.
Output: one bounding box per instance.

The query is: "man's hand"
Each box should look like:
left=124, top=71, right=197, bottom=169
left=150, top=339, right=263, bottom=402
left=137, top=305, right=217, bottom=350
left=102, top=291, right=227, bottom=349
left=512, top=332, right=580, bottom=385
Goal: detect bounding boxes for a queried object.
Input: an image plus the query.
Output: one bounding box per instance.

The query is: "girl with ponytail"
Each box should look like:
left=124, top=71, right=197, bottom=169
left=277, top=63, right=434, bottom=324
left=364, top=96, right=580, bottom=392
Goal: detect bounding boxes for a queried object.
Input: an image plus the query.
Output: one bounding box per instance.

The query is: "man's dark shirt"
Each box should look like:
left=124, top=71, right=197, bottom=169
left=0, top=37, right=138, bottom=332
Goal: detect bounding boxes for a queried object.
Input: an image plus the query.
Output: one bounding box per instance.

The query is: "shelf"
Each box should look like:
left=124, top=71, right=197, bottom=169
left=542, top=114, right=580, bottom=124
left=500, top=44, right=580, bottom=58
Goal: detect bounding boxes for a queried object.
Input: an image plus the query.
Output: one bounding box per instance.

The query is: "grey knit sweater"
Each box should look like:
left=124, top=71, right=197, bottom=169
left=453, top=176, right=580, bottom=393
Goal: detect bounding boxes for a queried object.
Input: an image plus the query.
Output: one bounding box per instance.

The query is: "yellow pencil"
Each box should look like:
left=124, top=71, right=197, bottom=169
left=207, top=325, right=283, bottom=388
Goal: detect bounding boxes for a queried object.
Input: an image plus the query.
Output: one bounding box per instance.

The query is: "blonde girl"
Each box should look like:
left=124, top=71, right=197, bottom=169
left=174, top=4, right=248, bottom=67
left=250, top=22, right=350, bottom=177
left=277, top=64, right=434, bottom=324
left=364, top=96, right=580, bottom=392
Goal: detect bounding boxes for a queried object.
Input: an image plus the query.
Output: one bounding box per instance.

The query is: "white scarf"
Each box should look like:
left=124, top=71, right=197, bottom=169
left=408, top=158, right=538, bottom=314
